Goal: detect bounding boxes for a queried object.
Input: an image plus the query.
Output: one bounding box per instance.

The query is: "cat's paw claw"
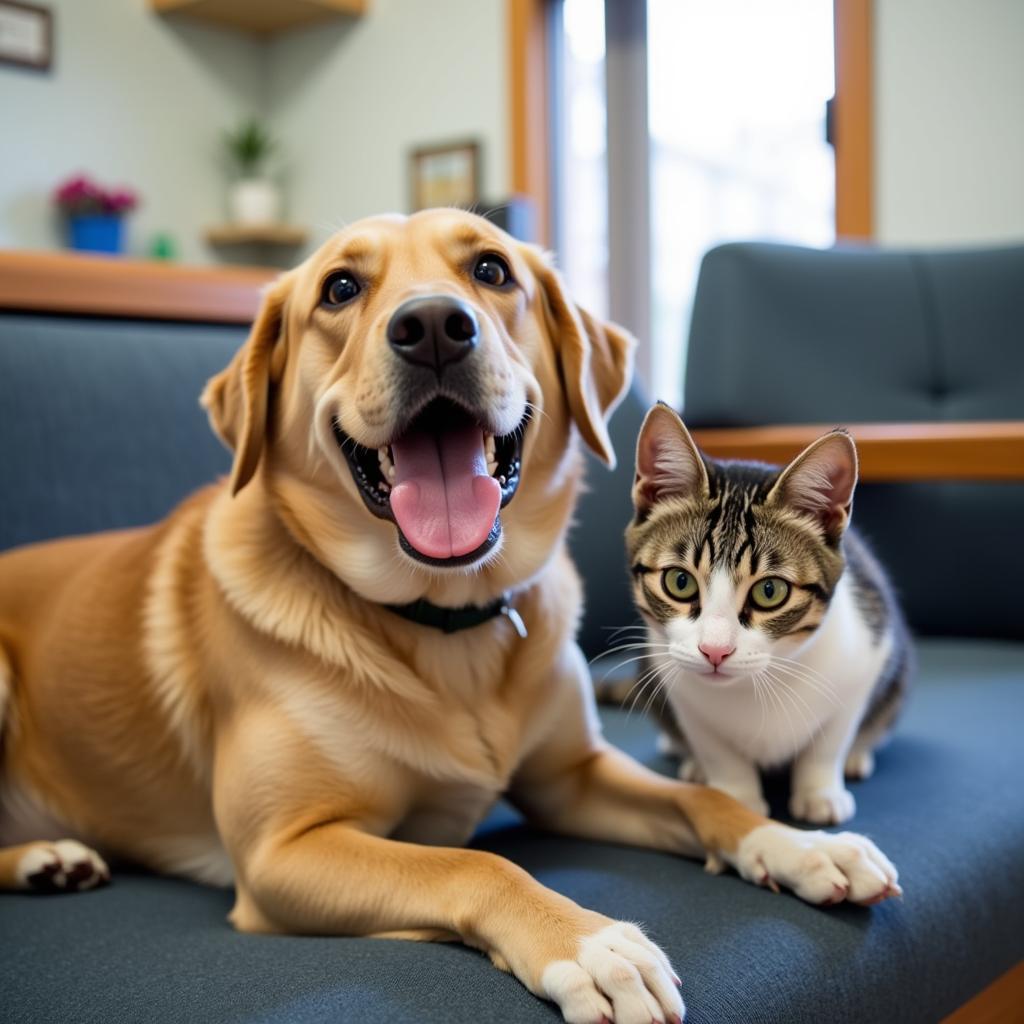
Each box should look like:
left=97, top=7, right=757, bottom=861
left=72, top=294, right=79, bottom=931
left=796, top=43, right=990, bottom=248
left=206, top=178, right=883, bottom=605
left=789, top=787, right=855, bottom=825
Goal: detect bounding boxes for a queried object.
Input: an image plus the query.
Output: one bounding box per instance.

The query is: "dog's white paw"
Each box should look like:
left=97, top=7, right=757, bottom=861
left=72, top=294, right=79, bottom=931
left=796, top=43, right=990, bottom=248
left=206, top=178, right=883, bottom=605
left=733, top=824, right=900, bottom=905
left=789, top=786, right=856, bottom=825
left=844, top=749, right=875, bottom=780
left=17, top=839, right=110, bottom=893
left=542, top=922, right=685, bottom=1024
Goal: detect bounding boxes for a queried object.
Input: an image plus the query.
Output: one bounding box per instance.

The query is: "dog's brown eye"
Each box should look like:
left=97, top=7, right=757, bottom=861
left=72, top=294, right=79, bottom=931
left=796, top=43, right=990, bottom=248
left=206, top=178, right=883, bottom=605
left=473, top=253, right=512, bottom=288
left=322, top=271, right=361, bottom=307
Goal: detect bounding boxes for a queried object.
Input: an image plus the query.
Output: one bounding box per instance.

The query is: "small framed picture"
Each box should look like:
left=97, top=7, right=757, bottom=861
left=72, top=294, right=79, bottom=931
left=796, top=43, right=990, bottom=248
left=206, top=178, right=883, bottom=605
left=0, top=1, right=52, bottom=71
left=410, top=140, right=481, bottom=212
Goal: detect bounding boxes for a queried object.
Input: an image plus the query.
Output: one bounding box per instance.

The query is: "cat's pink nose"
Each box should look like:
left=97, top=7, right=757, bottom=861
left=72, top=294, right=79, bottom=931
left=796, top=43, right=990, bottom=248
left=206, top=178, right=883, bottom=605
left=699, top=643, right=735, bottom=667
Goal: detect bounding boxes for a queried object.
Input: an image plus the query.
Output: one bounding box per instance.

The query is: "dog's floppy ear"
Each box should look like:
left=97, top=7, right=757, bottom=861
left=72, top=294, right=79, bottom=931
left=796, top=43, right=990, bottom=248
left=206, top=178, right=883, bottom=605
left=201, top=272, right=293, bottom=495
left=525, top=247, right=635, bottom=467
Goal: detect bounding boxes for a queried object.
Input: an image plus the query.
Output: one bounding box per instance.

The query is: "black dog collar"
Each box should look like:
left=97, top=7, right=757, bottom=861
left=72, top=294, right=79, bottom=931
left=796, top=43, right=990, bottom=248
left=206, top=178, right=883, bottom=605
left=384, top=592, right=527, bottom=637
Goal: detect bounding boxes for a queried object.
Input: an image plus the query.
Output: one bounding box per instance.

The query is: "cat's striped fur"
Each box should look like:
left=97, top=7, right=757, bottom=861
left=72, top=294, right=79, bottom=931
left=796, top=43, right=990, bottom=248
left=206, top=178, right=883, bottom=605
left=615, top=404, right=912, bottom=824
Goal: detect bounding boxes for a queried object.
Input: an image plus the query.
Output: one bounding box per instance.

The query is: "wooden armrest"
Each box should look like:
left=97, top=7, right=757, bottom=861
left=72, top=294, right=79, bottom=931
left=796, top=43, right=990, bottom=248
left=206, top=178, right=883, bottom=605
left=690, top=422, right=1024, bottom=482
left=0, top=250, right=275, bottom=324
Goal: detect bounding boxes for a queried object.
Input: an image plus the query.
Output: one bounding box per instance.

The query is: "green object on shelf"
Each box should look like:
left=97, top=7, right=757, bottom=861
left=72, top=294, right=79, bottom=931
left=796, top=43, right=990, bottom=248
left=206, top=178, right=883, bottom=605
left=149, top=233, right=178, bottom=261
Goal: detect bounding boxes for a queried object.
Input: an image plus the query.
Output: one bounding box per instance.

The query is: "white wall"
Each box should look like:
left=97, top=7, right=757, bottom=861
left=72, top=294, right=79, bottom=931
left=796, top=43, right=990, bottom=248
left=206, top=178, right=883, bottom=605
left=266, top=0, right=508, bottom=257
left=0, top=0, right=508, bottom=264
left=874, top=0, right=1024, bottom=247
left=0, top=0, right=265, bottom=264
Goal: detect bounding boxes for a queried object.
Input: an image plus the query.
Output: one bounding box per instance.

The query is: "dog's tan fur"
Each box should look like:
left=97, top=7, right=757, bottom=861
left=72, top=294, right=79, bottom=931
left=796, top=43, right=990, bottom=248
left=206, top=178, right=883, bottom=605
left=0, top=211, right=898, bottom=1021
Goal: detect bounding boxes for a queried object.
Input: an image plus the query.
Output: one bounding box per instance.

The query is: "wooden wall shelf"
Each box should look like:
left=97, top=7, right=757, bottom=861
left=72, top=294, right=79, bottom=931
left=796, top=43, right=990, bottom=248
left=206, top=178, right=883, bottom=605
left=151, top=0, right=367, bottom=36
left=0, top=250, right=274, bottom=324
left=205, top=224, right=308, bottom=247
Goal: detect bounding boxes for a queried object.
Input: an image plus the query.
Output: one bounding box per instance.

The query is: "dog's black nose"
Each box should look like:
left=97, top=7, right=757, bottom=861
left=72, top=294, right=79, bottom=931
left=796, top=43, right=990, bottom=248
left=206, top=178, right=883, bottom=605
left=387, top=296, right=478, bottom=372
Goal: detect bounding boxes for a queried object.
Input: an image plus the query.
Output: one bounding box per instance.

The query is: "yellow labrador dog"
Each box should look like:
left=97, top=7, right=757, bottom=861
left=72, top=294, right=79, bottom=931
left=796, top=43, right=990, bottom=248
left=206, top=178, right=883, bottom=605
left=0, top=211, right=899, bottom=1023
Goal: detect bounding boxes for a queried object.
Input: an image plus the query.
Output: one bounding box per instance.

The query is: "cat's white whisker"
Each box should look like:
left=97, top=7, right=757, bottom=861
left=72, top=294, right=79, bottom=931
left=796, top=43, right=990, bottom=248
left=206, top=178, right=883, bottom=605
left=630, top=658, right=679, bottom=716
left=625, top=664, right=667, bottom=717
left=763, top=667, right=822, bottom=740
left=768, top=660, right=844, bottom=709
left=619, top=662, right=664, bottom=713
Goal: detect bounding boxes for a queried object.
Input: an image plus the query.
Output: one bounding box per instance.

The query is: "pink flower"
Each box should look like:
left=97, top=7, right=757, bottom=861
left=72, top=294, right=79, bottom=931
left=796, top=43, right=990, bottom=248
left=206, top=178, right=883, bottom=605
left=105, top=188, right=138, bottom=214
left=53, top=174, right=140, bottom=216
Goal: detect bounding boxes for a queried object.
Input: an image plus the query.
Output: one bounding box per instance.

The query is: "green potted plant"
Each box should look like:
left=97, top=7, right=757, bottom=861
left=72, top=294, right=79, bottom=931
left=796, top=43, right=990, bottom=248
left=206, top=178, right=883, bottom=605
left=53, top=174, right=139, bottom=254
left=223, top=120, right=279, bottom=225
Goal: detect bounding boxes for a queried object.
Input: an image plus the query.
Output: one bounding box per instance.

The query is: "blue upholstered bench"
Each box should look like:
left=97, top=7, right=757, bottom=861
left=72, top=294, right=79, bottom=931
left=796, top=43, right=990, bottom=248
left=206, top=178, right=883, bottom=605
left=2, top=248, right=1022, bottom=1022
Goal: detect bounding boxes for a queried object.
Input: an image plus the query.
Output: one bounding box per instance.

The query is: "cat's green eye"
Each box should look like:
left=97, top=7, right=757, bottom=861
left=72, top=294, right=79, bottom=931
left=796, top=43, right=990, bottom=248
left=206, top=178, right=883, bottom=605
left=661, top=568, right=699, bottom=602
left=749, top=577, right=791, bottom=610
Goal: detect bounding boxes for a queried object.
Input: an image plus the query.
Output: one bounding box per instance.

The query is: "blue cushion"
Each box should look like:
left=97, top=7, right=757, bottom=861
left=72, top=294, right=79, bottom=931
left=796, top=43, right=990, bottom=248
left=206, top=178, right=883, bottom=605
left=3, top=639, right=1021, bottom=1023
left=0, top=314, right=239, bottom=551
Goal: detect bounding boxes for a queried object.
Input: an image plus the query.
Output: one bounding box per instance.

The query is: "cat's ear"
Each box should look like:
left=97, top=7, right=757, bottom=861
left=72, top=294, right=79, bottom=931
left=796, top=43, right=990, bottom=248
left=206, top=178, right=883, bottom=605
left=633, top=402, right=710, bottom=513
left=768, top=429, right=858, bottom=545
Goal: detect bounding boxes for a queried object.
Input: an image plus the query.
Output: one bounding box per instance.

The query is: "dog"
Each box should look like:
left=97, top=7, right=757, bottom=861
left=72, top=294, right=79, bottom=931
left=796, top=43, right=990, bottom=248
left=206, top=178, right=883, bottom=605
left=0, top=210, right=899, bottom=1023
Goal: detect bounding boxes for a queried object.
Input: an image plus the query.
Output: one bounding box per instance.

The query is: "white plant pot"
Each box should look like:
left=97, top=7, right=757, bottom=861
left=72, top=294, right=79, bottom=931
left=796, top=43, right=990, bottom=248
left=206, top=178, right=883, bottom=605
left=228, top=178, right=281, bottom=225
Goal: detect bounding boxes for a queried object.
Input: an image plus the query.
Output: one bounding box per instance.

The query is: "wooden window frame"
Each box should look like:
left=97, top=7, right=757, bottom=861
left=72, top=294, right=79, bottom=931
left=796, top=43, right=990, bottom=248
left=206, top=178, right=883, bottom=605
left=512, top=0, right=874, bottom=249
left=507, top=0, right=553, bottom=246
left=834, top=0, right=873, bottom=238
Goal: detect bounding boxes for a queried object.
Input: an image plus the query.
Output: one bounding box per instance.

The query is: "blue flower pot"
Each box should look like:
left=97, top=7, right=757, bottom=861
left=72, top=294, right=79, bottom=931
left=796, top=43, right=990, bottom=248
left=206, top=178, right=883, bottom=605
left=68, top=215, right=124, bottom=254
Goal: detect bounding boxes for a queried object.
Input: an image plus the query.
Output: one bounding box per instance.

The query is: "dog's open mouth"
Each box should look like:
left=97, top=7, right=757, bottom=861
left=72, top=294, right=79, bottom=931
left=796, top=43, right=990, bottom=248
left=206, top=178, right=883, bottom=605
left=332, top=398, right=526, bottom=567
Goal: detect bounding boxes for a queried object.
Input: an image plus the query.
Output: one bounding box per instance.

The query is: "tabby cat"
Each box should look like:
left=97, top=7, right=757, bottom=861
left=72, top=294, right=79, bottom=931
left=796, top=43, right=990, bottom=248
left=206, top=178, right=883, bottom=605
left=623, top=403, right=911, bottom=825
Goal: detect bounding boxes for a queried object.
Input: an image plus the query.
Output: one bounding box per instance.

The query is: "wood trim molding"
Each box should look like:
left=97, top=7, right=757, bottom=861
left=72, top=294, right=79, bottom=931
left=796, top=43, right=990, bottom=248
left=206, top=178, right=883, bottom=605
left=942, top=962, right=1024, bottom=1024
left=0, top=250, right=276, bottom=324
left=833, top=0, right=873, bottom=238
left=691, top=422, right=1024, bottom=482
left=507, top=0, right=551, bottom=245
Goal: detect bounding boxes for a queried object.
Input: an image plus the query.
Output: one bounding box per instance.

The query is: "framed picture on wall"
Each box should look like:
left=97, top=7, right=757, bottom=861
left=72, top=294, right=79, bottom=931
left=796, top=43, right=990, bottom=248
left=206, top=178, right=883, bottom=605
left=410, top=140, right=481, bottom=212
left=0, top=0, right=53, bottom=71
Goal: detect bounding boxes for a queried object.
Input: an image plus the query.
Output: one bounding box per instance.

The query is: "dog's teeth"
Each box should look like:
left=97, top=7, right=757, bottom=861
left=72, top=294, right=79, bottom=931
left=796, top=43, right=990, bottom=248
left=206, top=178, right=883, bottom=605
left=498, top=474, right=507, bottom=487
left=378, top=445, right=397, bottom=481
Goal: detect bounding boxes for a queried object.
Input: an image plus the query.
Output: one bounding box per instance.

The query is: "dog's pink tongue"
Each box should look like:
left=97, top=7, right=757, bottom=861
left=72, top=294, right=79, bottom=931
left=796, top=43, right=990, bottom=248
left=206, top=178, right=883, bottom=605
left=390, top=426, right=501, bottom=559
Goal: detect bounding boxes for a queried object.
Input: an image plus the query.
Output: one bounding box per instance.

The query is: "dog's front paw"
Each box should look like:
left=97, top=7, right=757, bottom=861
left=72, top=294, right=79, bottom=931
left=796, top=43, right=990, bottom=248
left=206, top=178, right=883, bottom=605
left=789, top=786, right=855, bottom=825
left=542, top=922, right=685, bottom=1024
left=732, top=824, right=900, bottom=906
left=16, top=839, right=110, bottom=893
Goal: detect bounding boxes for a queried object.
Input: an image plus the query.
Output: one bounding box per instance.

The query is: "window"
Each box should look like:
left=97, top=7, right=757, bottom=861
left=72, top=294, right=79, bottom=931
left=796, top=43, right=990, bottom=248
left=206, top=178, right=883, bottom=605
left=555, top=0, right=836, bottom=410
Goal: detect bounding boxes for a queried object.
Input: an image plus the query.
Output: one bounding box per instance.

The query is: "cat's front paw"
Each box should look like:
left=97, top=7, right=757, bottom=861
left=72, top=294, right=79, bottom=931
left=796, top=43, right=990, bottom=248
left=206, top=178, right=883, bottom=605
left=732, top=825, right=901, bottom=905
left=790, top=786, right=855, bottom=825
